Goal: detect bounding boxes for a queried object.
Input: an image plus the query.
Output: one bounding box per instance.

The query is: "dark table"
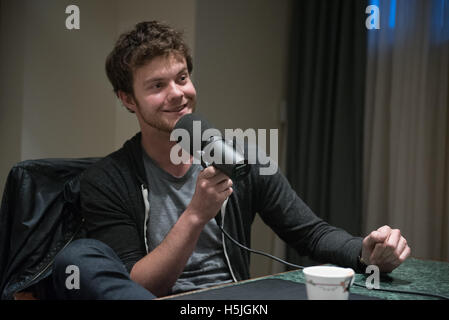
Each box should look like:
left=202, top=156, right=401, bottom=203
left=163, top=258, right=449, bottom=300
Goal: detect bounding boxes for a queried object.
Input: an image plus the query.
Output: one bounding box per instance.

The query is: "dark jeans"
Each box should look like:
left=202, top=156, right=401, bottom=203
left=51, top=238, right=155, bottom=300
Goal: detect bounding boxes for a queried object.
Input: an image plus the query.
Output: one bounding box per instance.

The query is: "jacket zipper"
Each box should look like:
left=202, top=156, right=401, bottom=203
left=141, top=184, right=150, bottom=254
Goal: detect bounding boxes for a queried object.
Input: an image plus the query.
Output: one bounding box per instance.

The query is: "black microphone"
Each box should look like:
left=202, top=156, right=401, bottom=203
left=173, top=113, right=250, bottom=181
left=173, top=113, right=251, bottom=227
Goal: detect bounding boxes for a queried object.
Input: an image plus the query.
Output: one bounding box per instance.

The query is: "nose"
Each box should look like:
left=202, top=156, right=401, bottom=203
left=167, top=81, right=184, bottom=103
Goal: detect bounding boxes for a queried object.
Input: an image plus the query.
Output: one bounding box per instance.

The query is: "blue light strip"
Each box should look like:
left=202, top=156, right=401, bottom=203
left=431, top=0, right=449, bottom=43
left=389, top=0, right=397, bottom=28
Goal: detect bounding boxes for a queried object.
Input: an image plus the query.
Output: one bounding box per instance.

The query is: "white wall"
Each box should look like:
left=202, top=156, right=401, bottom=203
left=0, top=0, right=291, bottom=279
left=19, top=0, right=117, bottom=161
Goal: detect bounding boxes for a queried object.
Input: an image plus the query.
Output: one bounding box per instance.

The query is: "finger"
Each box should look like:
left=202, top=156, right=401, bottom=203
left=383, top=245, right=411, bottom=270
left=363, top=230, right=387, bottom=250
left=380, top=229, right=400, bottom=260
left=371, top=238, right=397, bottom=265
left=380, top=235, right=409, bottom=266
left=386, top=229, right=401, bottom=249
left=223, top=186, right=233, bottom=198
left=200, top=166, right=220, bottom=179
left=211, top=171, right=231, bottom=184
left=395, top=237, right=408, bottom=257
left=379, top=228, right=401, bottom=263
left=368, top=226, right=393, bottom=261
left=201, top=166, right=230, bottom=184
left=398, top=244, right=411, bottom=262
left=370, top=242, right=385, bottom=265
left=217, top=178, right=233, bottom=192
left=377, top=225, right=392, bottom=238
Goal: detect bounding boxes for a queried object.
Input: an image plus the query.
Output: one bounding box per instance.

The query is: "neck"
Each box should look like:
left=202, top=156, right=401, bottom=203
left=141, top=126, right=192, bottom=178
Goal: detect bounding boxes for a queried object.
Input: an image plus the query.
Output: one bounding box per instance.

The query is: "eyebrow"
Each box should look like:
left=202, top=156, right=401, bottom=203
left=143, top=67, right=188, bottom=86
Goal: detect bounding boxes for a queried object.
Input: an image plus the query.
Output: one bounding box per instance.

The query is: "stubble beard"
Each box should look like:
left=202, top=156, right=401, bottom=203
left=136, top=101, right=196, bottom=134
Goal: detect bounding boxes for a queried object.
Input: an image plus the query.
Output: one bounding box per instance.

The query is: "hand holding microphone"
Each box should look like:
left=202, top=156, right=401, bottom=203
left=173, top=113, right=249, bottom=225
left=187, top=166, right=233, bottom=226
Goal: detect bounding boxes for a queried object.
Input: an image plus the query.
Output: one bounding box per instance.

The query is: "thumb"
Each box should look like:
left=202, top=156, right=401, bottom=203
left=372, top=230, right=388, bottom=241
left=364, top=230, right=387, bottom=249
left=200, top=166, right=218, bottom=179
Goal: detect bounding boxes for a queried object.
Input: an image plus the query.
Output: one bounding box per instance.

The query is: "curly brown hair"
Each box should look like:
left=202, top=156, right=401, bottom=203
left=105, top=21, right=193, bottom=99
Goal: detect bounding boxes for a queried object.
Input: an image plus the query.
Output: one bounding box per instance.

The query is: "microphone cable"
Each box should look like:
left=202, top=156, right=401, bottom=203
left=217, top=223, right=449, bottom=300
left=218, top=223, right=305, bottom=270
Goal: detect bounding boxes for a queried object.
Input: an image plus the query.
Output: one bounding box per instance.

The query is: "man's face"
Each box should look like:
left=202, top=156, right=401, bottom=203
left=127, top=53, right=196, bottom=133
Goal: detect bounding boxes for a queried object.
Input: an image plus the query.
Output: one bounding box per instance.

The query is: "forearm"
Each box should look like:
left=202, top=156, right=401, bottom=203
left=130, top=207, right=206, bottom=297
left=257, top=169, right=362, bottom=269
left=307, top=222, right=363, bottom=269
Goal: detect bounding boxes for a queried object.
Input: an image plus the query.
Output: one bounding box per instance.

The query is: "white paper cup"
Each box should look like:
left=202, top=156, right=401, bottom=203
left=303, top=266, right=355, bottom=300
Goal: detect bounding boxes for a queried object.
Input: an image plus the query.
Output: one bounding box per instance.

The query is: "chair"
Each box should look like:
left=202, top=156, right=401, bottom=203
left=0, top=157, right=101, bottom=300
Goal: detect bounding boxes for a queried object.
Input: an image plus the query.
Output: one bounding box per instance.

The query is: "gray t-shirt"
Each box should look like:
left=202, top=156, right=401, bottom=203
left=142, top=150, right=232, bottom=294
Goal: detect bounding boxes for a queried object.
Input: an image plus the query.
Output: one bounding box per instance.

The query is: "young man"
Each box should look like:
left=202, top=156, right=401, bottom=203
left=52, top=21, right=410, bottom=299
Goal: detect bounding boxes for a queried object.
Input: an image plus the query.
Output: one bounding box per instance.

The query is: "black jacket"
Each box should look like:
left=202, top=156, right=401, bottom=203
left=0, top=158, right=100, bottom=300
left=81, top=133, right=364, bottom=288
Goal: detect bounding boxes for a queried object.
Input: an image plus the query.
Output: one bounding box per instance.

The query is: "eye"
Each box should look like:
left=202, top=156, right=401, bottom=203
left=179, top=74, right=188, bottom=83
left=152, top=82, right=164, bottom=89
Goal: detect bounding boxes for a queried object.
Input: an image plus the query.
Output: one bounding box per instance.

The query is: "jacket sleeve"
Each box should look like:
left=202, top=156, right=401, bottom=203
left=254, top=165, right=363, bottom=271
left=80, top=162, right=146, bottom=273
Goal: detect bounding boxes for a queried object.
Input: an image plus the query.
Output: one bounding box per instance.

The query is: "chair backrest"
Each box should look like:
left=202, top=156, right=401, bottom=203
left=0, top=157, right=101, bottom=300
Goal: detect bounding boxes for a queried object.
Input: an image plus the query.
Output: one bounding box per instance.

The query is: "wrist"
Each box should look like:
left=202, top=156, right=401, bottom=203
left=183, top=206, right=209, bottom=227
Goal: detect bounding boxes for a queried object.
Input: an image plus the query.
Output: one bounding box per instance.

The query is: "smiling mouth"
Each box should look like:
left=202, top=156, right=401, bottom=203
left=164, top=103, right=188, bottom=113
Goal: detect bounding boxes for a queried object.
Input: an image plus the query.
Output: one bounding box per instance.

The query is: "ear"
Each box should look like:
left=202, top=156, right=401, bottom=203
left=117, top=90, right=138, bottom=113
